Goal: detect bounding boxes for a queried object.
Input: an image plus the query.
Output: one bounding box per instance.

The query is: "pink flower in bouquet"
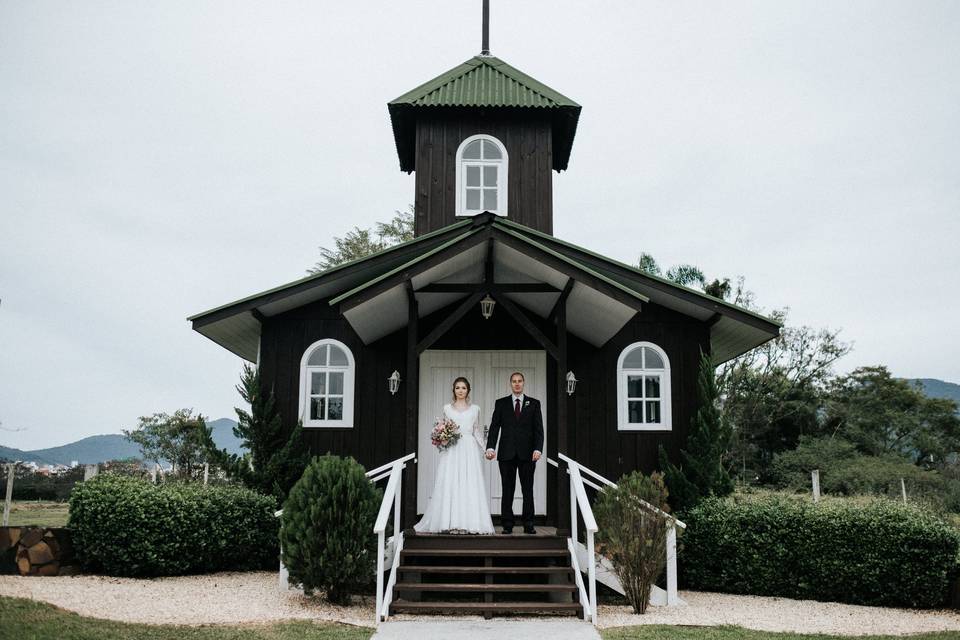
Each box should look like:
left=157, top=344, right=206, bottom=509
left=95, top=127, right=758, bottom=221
left=430, top=417, right=461, bottom=451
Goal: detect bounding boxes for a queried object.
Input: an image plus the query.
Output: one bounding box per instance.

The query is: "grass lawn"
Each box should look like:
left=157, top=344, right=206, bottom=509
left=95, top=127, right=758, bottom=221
left=3, top=597, right=959, bottom=640
left=600, top=625, right=960, bottom=639
left=3, top=500, right=70, bottom=527
left=0, top=596, right=373, bottom=640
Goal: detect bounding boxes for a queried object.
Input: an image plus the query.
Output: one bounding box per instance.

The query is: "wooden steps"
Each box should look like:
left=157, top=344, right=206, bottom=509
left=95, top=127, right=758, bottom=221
left=389, top=529, right=582, bottom=619
left=397, top=565, right=572, bottom=575
left=395, top=582, right=578, bottom=592
left=390, top=601, right=583, bottom=615
left=401, top=548, right=569, bottom=558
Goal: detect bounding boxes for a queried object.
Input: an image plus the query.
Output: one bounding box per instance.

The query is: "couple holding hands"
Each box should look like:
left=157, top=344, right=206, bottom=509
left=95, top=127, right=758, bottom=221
left=414, top=372, right=544, bottom=535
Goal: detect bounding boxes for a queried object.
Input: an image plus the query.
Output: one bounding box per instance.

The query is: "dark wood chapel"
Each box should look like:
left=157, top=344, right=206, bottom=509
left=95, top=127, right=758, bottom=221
left=189, top=49, right=780, bottom=531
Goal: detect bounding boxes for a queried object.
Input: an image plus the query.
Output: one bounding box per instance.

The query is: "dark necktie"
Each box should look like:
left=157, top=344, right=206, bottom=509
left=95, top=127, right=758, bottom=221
left=514, top=398, right=521, bottom=420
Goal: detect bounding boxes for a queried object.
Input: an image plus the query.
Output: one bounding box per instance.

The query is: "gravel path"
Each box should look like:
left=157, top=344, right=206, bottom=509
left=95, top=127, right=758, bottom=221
left=2, top=571, right=960, bottom=636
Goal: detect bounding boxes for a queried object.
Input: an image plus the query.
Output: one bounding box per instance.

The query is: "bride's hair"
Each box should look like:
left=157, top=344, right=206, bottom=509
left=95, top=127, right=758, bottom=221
left=451, top=376, right=471, bottom=402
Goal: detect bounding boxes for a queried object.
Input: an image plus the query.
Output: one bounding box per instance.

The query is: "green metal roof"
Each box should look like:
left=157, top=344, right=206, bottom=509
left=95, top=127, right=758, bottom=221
left=190, top=213, right=780, bottom=364
left=390, top=56, right=580, bottom=109
left=388, top=56, right=582, bottom=172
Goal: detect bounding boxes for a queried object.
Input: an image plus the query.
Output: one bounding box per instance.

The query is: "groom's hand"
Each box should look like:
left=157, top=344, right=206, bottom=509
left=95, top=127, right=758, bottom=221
left=532, top=450, right=541, bottom=462
left=485, top=449, right=496, bottom=460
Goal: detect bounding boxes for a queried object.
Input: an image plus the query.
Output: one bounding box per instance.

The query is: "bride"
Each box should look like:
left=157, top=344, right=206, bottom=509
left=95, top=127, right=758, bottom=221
left=414, top=377, right=495, bottom=534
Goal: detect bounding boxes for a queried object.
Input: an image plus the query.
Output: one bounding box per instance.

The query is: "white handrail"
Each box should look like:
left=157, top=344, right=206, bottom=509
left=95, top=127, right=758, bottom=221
left=371, top=452, right=416, bottom=624
left=567, top=462, right=597, bottom=622
left=558, top=452, right=685, bottom=529
left=550, top=453, right=685, bottom=613
left=567, top=537, right=593, bottom=622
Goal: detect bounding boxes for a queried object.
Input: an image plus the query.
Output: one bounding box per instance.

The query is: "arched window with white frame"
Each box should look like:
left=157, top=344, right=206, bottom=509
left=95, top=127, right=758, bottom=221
left=617, top=342, right=672, bottom=431
left=299, top=339, right=355, bottom=428
left=455, top=134, right=508, bottom=216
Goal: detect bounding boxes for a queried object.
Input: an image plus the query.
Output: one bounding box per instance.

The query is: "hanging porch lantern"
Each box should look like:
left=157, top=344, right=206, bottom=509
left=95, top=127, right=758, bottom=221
left=480, top=294, right=496, bottom=319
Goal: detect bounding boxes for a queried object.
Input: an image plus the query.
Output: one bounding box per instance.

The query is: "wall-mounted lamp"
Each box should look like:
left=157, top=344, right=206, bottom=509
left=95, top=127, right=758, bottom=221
left=480, top=294, right=496, bottom=320
left=388, top=370, right=401, bottom=395
left=566, top=371, right=578, bottom=396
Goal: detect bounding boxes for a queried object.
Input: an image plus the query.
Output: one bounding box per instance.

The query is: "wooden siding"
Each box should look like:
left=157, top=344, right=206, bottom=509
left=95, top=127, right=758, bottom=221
left=258, top=299, right=408, bottom=472
left=567, top=302, right=711, bottom=482
left=414, top=109, right=553, bottom=237
left=258, top=295, right=708, bottom=523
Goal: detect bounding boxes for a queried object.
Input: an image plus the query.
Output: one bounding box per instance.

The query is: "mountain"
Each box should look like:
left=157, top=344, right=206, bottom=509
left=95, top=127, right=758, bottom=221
left=913, top=379, right=960, bottom=411
left=0, top=418, right=244, bottom=465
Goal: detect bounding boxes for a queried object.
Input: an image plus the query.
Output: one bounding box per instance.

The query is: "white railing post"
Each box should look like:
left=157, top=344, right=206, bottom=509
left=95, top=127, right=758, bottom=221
left=375, top=529, right=385, bottom=622
left=274, top=509, right=289, bottom=590
left=570, top=468, right=578, bottom=542
left=666, top=522, right=678, bottom=605
left=587, top=526, right=596, bottom=623
left=394, top=469, right=402, bottom=539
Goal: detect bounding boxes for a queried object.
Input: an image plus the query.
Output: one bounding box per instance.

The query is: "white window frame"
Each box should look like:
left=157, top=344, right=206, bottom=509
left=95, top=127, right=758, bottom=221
left=617, top=341, right=672, bottom=431
left=455, top=134, right=508, bottom=216
left=298, top=338, right=355, bottom=429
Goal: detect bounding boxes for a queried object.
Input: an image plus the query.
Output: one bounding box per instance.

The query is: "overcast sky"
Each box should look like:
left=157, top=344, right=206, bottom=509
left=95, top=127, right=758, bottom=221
left=2, top=1, right=958, bottom=450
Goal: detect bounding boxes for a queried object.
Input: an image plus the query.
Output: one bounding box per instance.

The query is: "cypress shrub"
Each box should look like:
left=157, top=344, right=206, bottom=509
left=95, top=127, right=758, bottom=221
left=68, top=474, right=278, bottom=576
left=680, top=493, right=960, bottom=608
left=280, top=455, right=381, bottom=604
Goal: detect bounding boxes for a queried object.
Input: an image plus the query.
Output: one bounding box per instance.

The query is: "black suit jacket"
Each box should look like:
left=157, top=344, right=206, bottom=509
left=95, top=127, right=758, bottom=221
left=486, top=395, right=544, bottom=461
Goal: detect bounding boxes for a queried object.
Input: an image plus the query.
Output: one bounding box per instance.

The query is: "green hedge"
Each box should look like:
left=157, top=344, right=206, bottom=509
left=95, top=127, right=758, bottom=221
left=68, top=474, right=279, bottom=576
left=679, top=494, right=960, bottom=608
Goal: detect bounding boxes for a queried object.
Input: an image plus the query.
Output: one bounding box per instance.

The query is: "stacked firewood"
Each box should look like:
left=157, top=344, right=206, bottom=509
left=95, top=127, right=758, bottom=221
left=0, top=527, right=72, bottom=576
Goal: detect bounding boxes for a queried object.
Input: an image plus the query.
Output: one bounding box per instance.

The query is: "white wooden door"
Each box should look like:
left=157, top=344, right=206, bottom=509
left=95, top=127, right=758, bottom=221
left=417, top=350, right=547, bottom=515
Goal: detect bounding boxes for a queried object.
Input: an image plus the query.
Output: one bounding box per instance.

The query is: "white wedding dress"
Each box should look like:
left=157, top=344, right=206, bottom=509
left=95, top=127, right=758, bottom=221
left=414, top=403, right=495, bottom=534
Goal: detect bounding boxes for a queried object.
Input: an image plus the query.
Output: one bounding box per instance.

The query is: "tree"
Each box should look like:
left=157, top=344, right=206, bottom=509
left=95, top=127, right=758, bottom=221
left=824, top=366, right=960, bottom=464
left=308, top=206, right=414, bottom=273
left=280, top=455, right=381, bottom=604
left=123, top=409, right=210, bottom=480
left=636, top=253, right=705, bottom=288
left=637, top=251, right=852, bottom=484
left=658, top=352, right=734, bottom=513
left=201, top=363, right=310, bottom=506
left=593, top=471, right=671, bottom=614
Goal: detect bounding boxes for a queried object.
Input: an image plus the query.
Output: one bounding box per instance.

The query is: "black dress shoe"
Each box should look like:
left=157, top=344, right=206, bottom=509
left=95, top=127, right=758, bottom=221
left=523, top=526, right=536, bottom=534
left=501, top=527, right=513, bottom=534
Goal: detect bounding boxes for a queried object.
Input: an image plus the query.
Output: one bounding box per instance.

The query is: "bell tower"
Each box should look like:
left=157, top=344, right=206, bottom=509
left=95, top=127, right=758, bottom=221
left=387, top=2, right=581, bottom=237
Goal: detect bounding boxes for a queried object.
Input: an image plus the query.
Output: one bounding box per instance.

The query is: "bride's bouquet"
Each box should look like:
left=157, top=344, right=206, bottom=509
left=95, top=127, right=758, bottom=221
left=430, top=417, right=461, bottom=451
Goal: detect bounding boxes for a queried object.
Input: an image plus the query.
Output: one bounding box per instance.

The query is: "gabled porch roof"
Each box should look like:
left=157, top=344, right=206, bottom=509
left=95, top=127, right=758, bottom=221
left=188, top=213, right=781, bottom=363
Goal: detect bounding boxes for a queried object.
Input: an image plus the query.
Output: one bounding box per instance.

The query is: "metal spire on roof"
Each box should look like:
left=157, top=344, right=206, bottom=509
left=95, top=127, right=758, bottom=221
left=481, top=0, right=490, bottom=56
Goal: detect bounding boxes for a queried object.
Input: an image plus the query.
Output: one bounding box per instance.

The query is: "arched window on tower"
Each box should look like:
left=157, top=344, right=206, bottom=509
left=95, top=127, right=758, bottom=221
left=455, top=134, right=508, bottom=216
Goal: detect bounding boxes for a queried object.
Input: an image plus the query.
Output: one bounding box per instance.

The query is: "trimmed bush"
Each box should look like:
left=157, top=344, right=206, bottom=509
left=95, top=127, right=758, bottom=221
left=68, top=474, right=278, bottom=576
left=280, top=455, right=381, bottom=604
left=680, top=493, right=960, bottom=608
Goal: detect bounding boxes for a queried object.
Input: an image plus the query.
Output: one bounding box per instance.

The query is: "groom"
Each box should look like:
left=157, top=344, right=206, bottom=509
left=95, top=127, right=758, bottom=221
left=485, top=372, right=544, bottom=534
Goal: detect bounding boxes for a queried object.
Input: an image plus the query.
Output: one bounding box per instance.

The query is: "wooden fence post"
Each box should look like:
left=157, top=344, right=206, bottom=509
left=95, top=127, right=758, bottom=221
left=2, top=463, right=14, bottom=527
left=811, top=469, right=820, bottom=503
